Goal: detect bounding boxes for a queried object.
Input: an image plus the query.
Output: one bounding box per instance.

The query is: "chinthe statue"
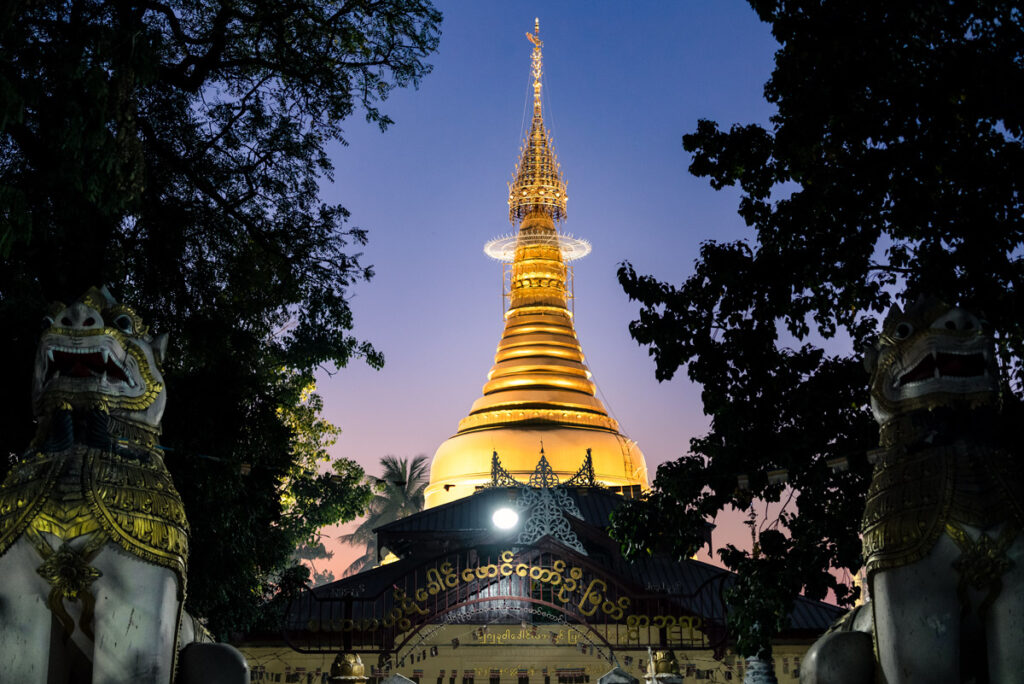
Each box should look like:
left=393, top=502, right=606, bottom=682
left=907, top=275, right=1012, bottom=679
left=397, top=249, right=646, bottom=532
left=0, top=287, right=246, bottom=683
left=803, top=296, right=1024, bottom=683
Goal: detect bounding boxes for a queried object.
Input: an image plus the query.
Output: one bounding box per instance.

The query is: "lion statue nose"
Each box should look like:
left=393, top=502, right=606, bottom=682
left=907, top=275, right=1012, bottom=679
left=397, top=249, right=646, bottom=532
left=56, top=302, right=104, bottom=330
left=931, top=307, right=980, bottom=333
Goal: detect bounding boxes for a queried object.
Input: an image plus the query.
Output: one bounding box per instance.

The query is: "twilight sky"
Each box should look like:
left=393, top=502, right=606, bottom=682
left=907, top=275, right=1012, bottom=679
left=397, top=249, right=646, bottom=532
left=315, top=2, right=782, bottom=576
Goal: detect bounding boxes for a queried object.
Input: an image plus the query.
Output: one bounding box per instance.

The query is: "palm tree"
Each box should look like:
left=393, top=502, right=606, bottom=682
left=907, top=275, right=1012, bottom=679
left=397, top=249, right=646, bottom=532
left=338, top=454, right=429, bottom=577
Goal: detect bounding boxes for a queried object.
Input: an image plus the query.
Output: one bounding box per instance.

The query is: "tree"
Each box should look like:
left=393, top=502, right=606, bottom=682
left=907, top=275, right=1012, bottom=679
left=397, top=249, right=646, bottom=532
left=339, top=454, right=429, bottom=576
left=294, top=538, right=338, bottom=587
left=609, top=0, right=1024, bottom=660
left=0, top=0, right=441, bottom=636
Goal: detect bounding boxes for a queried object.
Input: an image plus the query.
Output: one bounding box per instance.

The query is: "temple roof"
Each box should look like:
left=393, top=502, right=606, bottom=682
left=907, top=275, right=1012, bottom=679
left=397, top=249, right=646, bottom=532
left=303, top=486, right=842, bottom=638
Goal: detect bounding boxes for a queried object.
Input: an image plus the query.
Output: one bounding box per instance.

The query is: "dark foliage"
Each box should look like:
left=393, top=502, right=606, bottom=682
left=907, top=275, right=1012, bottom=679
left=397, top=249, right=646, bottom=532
left=0, top=0, right=441, bottom=636
left=610, top=1, right=1024, bottom=657
left=338, top=454, right=428, bottom=576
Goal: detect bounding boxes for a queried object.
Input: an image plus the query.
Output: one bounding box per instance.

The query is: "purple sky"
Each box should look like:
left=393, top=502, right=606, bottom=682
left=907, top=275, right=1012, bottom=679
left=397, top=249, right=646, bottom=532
left=314, top=2, right=783, bottom=576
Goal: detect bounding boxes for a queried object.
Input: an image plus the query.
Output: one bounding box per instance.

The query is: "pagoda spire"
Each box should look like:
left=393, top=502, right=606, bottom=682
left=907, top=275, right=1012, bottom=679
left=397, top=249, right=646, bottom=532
left=423, top=21, right=648, bottom=509
left=529, top=17, right=543, bottom=118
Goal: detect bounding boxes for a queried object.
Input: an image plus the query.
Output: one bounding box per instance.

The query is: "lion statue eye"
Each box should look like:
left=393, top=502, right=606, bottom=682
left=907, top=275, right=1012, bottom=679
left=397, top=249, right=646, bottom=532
left=40, top=316, right=54, bottom=332
left=894, top=322, right=914, bottom=340
left=113, top=314, right=134, bottom=334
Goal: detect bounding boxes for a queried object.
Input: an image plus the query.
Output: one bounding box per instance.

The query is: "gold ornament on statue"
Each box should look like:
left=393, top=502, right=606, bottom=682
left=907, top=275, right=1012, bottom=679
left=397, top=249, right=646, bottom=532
left=330, top=652, right=368, bottom=683
left=653, top=650, right=680, bottom=675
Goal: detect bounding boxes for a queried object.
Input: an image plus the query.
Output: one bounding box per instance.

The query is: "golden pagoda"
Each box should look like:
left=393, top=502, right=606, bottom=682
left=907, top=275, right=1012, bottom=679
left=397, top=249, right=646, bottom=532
left=424, top=20, right=649, bottom=508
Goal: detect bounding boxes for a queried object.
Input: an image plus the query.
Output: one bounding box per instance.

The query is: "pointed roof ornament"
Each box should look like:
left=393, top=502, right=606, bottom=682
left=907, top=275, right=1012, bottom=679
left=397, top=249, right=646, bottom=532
left=528, top=447, right=560, bottom=489
left=508, top=18, right=568, bottom=224
left=488, top=449, right=595, bottom=490
left=526, top=18, right=543, bottom=117
left=486, top=448, right=589, bottom=554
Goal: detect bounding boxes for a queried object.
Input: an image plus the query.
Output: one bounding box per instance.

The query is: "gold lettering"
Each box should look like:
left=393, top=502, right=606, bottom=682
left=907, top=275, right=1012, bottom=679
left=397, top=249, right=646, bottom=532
left=442, top=562, right=458, bottom=588
left=382, top=607, right=398, bottom=628
left=425, top=567, right=445, bottom=594
left=625, top=614, right=648, bottom=640
left=577, top=579, right=606, bottom=617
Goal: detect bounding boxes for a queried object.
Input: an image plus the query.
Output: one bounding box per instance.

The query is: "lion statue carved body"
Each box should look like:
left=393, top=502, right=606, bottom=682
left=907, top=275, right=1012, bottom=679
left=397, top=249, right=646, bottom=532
left=0, top=287, right=244, bottom=683
left=803, top=297, right=1024, bottom=683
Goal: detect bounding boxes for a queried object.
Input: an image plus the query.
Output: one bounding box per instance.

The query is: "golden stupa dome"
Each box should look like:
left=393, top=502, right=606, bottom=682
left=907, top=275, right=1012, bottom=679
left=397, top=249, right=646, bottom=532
left=424, top=21, right=649, bottom=509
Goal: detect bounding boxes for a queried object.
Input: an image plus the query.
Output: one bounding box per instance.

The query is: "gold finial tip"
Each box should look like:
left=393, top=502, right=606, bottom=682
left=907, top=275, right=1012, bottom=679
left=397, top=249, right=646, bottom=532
left=527, top=21, right=541, bottom=47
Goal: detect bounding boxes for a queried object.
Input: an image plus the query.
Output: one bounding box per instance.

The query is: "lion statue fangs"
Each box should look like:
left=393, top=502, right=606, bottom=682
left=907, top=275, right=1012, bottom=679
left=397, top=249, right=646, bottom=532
left=802, top=296, right=1024, bottom=684
left=0, top=286, right=246, bottom=684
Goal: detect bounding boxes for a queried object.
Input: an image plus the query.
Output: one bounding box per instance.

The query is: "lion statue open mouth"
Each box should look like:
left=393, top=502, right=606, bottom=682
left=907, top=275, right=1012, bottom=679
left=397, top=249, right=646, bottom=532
left=31, top=287, right=167, bottom=444
left=866, top=296, right=999, bottom=431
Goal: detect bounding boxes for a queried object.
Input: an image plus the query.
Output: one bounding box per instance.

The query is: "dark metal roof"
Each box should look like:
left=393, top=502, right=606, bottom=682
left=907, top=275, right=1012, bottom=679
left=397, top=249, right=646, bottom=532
left=308, top=537, right=842, bottom=639
left=375, top=486, right=632, bottom=534
left=327, top=486, right=843, bottom=637
left=375, top=487, right=515, bottom=534
left=623, top=553, right=844, bottom=631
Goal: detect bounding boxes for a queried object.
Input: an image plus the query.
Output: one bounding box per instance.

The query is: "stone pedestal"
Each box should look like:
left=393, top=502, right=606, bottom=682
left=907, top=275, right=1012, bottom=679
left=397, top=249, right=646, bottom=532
left=598, top=666, right=638, bottom=684
left=382, top=674, right=417, bottom=684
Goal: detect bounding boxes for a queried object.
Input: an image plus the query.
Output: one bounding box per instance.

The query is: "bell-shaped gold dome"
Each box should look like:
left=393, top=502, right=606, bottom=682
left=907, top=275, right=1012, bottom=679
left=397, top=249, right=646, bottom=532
left=424, top=22, right=649, bottom=509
